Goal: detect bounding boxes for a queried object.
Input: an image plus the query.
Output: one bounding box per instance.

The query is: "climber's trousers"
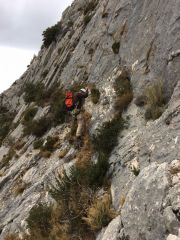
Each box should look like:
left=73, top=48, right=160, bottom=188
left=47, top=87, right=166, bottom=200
left=76, top=112, right=84, bottom=138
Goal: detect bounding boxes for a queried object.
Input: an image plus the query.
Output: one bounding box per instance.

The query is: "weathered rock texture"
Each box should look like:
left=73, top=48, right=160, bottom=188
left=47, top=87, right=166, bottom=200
left=0, top=0, right=180, bottom=239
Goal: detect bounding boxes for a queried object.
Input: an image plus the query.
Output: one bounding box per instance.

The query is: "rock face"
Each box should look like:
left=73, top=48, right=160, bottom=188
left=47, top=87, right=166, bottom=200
left=0, top=0, right=180, bottom=239
left=121, top=163, right=171, bottom=240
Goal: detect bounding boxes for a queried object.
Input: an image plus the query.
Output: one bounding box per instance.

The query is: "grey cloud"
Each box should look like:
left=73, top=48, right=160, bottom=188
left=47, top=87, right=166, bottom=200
left=0, top=0, right=73, bottom=50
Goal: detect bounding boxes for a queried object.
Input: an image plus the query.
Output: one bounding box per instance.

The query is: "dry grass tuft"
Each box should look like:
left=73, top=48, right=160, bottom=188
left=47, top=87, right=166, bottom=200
left=145, top=80, right=164, bottom=107
left=4, top=235, right=17, bottom=240
left=39, top=150, right=52, bottom=158
left=145, top=80, right=166, bottom=120
left=13, top=180, right=28, bottom=196
left=83, top=193, right=116, bottom=231
left=5, top=234, right=31, bottom=240
left=119, top=195, right=126, bottom=208
left=59, top=148, right=69, bottom=159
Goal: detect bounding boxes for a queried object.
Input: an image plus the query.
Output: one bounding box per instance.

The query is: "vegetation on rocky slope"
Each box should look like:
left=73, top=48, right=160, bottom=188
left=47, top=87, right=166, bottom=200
left=135, top=80, right=167, bottom=120
left=22, top=108, right=125, bottom=239
left=145, top=80, right=166, bottom=120
left=2, top=0, right=179, bottom=238
left=0, top=106, right=16, bottom=147
left=113, top=68, right=133, bottom=114
left=42, top=22, right=61, bottom=48
left=18, top=71, right=132, bottom=239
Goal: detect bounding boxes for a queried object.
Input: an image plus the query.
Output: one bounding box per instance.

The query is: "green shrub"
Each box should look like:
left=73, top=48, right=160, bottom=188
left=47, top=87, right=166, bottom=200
left=102, top=12, right=108, bottom=18
left=91, top=87, right=100, bottom=104
left=0, top=148, right=16, bottom=169
left=23, top=84, right=67, bottom=135
left=0, top=108, right=16, bottom=146
left=23, top=120, right=34, bottom=136
left=0, top=123, right=11, bottom=145
left=41, top=70, right=49, bottom=78
left=49, top=88, right=66, bottom=126
left=23, top=107, right=38, bottom=123
left=23, top=82, right=37, bottom=103
left=49, top=170, right=94, bottom=239
left=90, top=116, right=124, bottom=187
left=33, top=139, right=44, bottom=149
left=113, top=70, right=133, bottom=113
left=25, top=107, right=121, bottom=239
left=88, top=48, right=94, bottom=55
left=83, top=1, right=99, bottom=15
left=24, top=117, right=51, bottom=137
left=31, top=117, right=51, bottom=137
left=82, top=0, right=98, bottom=26
left=42, top=23, right=61, bottom=48
left=0, top=106, right=8, bottom=114
left=23, top=82, right=45, bottom=104
left=134, top=95, right=147, bottom=107
left=92, top=116, right=124, bottom=156
left=27, top=204, right=52, bottom=238
left=68, top=20, right=73, bottom=27
left=89, top=153, right=109, bottom=188
left=132, top=167, right=140, bottom=176
left=84, top=14, right=92, bottom=25
left=112, top=42, right=120, bottom=54
left=23, top=82, right=57, bottom=106
left=50, top=168, right=115, bottom=236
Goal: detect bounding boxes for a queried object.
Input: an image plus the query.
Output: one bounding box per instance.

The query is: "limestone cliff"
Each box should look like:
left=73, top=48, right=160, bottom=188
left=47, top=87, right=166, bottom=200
left=0, top=0, right=180, bottom=240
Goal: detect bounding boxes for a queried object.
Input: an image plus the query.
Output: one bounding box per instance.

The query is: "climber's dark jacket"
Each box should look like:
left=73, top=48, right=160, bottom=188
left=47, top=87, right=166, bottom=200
left=74, top=90, right=88, bottom=110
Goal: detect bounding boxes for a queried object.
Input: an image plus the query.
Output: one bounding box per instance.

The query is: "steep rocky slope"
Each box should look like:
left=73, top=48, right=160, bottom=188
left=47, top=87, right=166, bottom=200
left=0, top=0, right=180, bottom=239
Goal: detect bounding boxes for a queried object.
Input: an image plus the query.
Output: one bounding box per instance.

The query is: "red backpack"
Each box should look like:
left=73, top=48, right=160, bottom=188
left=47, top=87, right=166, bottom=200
left=65, top=91, right=74, bottom=110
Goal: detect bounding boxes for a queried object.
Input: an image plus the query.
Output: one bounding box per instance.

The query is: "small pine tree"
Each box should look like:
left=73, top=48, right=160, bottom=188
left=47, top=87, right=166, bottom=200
left=42, top=23, right=61, bottom=48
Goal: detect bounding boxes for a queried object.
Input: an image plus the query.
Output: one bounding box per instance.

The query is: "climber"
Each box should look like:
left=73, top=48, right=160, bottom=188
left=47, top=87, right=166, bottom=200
left=65, top=87, right=89, bottom=147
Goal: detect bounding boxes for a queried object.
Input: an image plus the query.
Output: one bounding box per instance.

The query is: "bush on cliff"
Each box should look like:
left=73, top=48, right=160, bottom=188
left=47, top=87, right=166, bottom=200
left=22, top=106, right=38, bottom=123
left=49, top=87, right=66, bottom=126
left=23, top=116, right=51, bottom=137
left=83, top=0, right=99, bottom=15
left=83, top=193, right=116, bottom=230
left=42, top=23, right=61, bottom=48
left=145, top=80, right=166, bottom=120
left=23, top=82, right=45, bottom=105
left=0, top=107, right=16, bottom=146
left=27, top=204, right=52, bottom=238
left=113, top=69, right=133, bottom=114
left=112, top=41, right=120, bottom=54
left=91, top=86, right=100, bottom=104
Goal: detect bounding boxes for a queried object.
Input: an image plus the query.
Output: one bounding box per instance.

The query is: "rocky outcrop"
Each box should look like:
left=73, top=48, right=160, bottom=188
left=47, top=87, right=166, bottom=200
left=0, top=0, right=179, bottom=239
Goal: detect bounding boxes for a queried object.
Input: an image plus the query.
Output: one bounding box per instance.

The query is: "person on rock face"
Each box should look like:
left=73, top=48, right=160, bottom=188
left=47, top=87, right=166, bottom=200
left=73, top=87, right=89, bottom=141
left=65, top=86, right=89, bottom=147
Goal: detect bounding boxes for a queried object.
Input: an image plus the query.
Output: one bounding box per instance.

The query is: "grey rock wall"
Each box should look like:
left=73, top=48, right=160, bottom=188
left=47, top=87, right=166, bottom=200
left=0, top=0, right=179, bottom=239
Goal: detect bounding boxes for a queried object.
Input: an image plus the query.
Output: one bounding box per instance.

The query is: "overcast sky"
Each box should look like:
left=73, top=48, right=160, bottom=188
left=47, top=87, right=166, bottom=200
left=0, top=0, right=73, bottom=93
